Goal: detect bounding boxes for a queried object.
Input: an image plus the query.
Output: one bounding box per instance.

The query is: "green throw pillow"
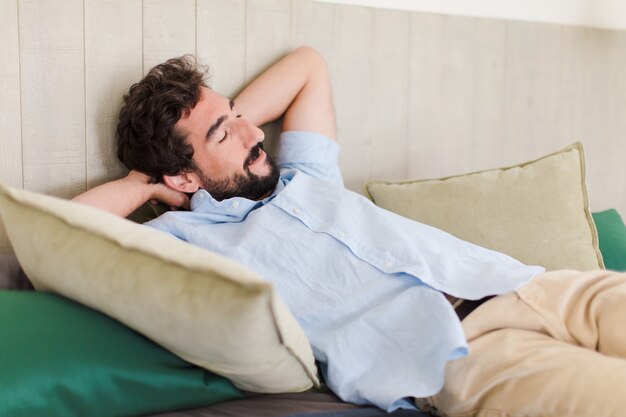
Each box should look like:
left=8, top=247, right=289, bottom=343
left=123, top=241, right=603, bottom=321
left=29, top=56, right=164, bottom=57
left=0, top=291, right=242, bottom=417
left=592, top=209, right=626, bottom=272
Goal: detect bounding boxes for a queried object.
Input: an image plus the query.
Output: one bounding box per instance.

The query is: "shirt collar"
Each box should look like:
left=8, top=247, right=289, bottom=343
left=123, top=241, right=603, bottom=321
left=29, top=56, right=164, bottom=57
left=189, top=176, right=288, bottom=222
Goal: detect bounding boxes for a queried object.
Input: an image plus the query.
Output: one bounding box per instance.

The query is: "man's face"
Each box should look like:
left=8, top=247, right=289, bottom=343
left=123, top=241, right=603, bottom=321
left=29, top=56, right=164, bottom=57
left=176, top=87, right=279, bottom=201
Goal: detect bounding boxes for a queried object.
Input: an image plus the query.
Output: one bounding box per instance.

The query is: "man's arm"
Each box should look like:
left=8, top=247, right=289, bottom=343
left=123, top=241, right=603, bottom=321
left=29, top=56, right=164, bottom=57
left=72, top=171, right=189, bottom=217
left=234, top=46, right=336, bottom=141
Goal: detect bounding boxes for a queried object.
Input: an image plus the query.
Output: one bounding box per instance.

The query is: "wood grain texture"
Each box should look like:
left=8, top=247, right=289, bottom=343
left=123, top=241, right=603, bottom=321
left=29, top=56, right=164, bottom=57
left=0, top=0, right=22, bottom=189
left=246, top=0, right=293, bottom=153
left=19, top=0, right=86, bottom=198
left=0, top=0, right=21, bottom=253
left=197, top=0, right=246, bottom=99
left=470, top=19, right=506, bottom=171
left=369, top=8, right=410, bottom=181
left=291, top=0, right=335, bottom=60
left=613, top=32, right=626, bottom=211
left=339, top=143, right=371, bottom=193
left=143, top=0, right=196, bottom=72
left=502, top=21, right=562, bottom=166
left=332, top=4, right=373, bottom=147
left=85, top=0, right=142, bottom=189
left=581, top=28, right=623, bottom=212
left=408, top=12, right=445, bottom=179
left=438, top=15, right=478, bottom=176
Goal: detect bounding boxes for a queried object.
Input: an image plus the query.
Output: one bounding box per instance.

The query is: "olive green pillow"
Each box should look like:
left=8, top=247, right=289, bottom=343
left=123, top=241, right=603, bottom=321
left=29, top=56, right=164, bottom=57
left=592, top=209, right=626, bottom=272
left=365, top=142, right=603, bottom=271
left=0, top=290, right=242, bottom=417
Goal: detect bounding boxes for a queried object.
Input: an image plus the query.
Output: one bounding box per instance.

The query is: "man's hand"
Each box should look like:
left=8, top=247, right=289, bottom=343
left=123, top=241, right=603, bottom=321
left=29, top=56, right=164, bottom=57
left=72, top=170, right=189, bottom=217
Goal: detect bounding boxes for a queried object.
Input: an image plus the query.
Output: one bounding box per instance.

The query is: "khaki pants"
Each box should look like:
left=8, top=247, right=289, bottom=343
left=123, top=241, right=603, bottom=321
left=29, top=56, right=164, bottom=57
left=416, top=270, right=626, bottom=417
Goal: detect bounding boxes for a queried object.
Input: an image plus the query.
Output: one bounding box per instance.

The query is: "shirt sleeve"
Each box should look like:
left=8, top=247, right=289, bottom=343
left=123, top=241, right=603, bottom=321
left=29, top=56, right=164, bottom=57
left=276, top=131, right=344, bottom=187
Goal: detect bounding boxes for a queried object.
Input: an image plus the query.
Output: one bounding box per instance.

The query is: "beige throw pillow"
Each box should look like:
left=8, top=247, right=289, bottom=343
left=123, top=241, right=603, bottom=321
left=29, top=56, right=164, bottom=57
left=0, top=184, right=319, bottom=393
left=365, top=142, right=603, bottom=271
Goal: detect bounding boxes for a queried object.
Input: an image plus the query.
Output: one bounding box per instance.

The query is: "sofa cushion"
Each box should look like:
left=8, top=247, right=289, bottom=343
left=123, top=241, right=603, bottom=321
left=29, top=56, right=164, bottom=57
left=365, top=142, right=603, bottom=271
left=0, top=184, right=319, bottom=393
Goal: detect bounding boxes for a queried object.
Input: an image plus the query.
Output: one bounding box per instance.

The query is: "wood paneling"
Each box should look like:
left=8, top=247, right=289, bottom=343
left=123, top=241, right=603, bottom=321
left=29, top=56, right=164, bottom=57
left=333, top=5, right=373, bottom=147
left=0, top=0, right=22, bottom=190
left=438, top=15, right=479, bottom=175
left=582, top=29, right=624, bottom=212
left=502, top=21, right=562, bottom=165
left=0, top=0, right=21, bottom=253
left=614, top=32, right=626, bottom=210
left=408, top=12, right=445, bottom=179
left=19, top=0, right=85, bottom=198
left=470, top=19, right=506, bottom=171
left=143, top=0, right=196, bottom=72
left=370, top=9, right=410, bottom=180
left=246, top=0, right=293, bottom=153
left=85, top=0, right=142, bottom=189
left=291, top=0, right=335, bottom=60
left=197, top=0, right=246, bottom=99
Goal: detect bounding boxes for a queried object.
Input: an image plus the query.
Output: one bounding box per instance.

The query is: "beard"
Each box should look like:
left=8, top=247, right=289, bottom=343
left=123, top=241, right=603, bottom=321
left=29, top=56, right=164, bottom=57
left=195, top=143, right=280, bottom=201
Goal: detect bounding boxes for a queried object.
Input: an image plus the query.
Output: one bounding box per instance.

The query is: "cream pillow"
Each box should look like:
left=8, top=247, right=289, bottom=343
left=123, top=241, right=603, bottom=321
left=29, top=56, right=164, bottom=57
left=0, top=184, right=319, bottom=393
left=365, top=142, right=603, bottom=271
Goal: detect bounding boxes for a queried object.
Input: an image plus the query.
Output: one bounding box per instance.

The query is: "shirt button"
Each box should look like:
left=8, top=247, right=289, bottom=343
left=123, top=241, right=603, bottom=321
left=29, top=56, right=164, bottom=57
left=232, top=201, right=239, bottom=208
left=384, top=260, right=393, bottom=268
left=292, top=208, right=301, bottom=214
left=337, top=231, right=346, bottom=238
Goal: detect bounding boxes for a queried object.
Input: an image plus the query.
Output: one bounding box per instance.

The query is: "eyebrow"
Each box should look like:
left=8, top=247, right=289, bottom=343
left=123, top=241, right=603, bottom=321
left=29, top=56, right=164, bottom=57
left=205, top=100, right=236, bottom=140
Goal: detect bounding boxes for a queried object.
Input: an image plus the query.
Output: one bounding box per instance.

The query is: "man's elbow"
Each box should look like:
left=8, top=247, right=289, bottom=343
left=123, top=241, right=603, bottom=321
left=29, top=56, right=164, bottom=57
left=292, top=45, right=328, bottom=72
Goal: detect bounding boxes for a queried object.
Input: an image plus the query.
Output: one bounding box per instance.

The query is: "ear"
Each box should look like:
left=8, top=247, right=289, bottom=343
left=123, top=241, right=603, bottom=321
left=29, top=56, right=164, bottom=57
left=162, top=172, right=201, bottom=193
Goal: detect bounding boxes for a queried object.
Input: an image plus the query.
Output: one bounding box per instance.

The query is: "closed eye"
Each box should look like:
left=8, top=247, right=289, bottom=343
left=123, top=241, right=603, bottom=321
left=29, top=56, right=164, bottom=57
left=218, top=130, right=229, bottom=144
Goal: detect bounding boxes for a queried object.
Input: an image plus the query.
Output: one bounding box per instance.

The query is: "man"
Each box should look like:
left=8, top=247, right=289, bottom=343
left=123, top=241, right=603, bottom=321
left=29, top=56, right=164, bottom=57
left=75, top=47, right=626, bottom=416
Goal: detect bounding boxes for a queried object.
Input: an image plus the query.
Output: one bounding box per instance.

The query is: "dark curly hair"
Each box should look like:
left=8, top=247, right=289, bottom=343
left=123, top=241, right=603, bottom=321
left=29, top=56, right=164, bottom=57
left=116, top=55, right=209, bottom=182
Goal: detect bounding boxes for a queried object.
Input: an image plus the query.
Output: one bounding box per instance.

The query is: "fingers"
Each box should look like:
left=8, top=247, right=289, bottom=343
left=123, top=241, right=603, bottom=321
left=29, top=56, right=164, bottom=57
left=151, top=184, right=190, bottom=211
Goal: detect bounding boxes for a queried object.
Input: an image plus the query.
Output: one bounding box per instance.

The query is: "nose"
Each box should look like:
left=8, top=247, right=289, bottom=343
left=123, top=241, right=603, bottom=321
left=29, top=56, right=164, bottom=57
left=241, top=118, right=264, bottom=148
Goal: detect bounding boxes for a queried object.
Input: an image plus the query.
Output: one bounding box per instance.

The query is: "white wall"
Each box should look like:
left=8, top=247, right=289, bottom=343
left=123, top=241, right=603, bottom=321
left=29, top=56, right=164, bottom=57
left=313, top=0, right=626, bottom=30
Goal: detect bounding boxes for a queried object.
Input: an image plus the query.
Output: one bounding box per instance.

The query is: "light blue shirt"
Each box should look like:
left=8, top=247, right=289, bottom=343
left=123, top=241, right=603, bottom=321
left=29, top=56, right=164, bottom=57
left=146, top=131, right=544, bottom=412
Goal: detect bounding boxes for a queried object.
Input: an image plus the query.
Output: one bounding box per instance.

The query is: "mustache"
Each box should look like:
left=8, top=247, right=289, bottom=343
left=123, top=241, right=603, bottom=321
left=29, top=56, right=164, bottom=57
left=244, top=142, right=264, bottom=169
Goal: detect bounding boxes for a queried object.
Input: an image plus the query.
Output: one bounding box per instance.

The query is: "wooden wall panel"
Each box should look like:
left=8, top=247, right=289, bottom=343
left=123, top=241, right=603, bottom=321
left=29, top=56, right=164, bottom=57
left=333, top=5, right=374, bottom=189
left=197, top=0, right=246, bottom=99
left=613, top=32, right=626, bottom=211
left=339, top=143, right=371, bottom=192
left=333, top=5, right=373, bottom=147
left=557, top=26, right=587, bottom=148
left=19, top=0, right=85, bottom=198
left=246, top=0, right=293, bottom=81
left=85, top=0, right=142, bottom=189
left=0, top=0, right=21, bottom=253
left=582, top=29, right=623, bottom=212
left=143, top=0, right=196, bottom=72
left=525, top=24, right=561, bottom=155
left=438, top=16, right=479, bottom=176
left=291, top=0, right=335, bottom=61
left=408, top=12, right=445, bottom=179
left=369, top=9, right=410, bottom=180
left=470, top=19, right=506, bottom=171
left=0, top=0, right=22, bottom=189
left=501, top=21, right=562, bottom=166
left=246, top=0, right=293, bottom=154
